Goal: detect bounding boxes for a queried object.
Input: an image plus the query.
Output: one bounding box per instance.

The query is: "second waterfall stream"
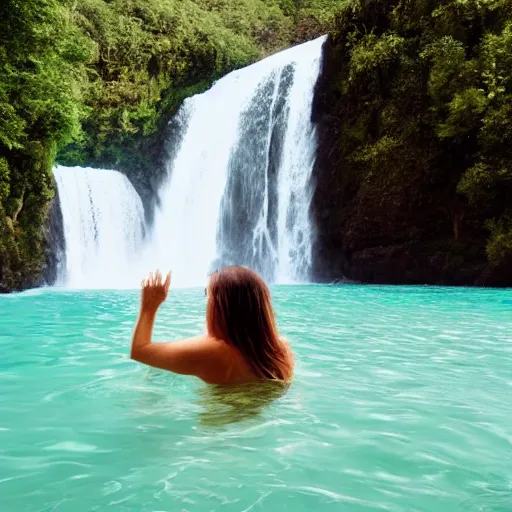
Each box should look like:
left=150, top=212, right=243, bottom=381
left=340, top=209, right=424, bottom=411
left=55, top=36, right=326, bottom=288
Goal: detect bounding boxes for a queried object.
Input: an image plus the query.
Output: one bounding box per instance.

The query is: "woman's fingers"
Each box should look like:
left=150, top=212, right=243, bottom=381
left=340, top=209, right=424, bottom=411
left=142, top=270, right=171, bottom=290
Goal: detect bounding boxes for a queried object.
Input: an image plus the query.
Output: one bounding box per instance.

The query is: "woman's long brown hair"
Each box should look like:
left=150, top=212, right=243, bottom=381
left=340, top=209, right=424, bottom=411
left=206, top=266, right=292, bottom=382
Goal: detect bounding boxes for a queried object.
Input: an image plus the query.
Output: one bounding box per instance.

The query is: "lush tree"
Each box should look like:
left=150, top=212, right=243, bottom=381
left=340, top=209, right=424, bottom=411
left=0, top=0, right=91, bottom=291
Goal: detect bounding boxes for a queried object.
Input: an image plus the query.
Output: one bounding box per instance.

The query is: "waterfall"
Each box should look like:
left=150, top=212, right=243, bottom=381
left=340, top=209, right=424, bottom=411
left=146, top=36, right=325, bottom=287
left=53, top=166, right=145, bottom=289
left=52, top=37, right=325, bottom=289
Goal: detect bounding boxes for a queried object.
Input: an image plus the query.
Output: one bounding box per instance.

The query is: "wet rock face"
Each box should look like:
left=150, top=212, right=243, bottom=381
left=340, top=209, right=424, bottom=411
left=41, top=186, right=66, bottom=288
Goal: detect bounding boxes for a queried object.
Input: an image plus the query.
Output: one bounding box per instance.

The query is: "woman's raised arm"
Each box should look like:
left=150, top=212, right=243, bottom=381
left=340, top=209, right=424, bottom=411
left=130, top=271, right=224, bottom=381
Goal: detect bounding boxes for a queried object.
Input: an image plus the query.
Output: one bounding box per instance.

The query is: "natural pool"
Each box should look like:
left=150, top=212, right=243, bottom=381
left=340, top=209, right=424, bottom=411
left=1, top=285, right=511, bottom=511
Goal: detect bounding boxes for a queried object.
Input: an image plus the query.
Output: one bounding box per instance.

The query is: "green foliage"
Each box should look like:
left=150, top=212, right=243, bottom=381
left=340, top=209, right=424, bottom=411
left=437, top=87, right=488, bottom=138
left=0, top=158, right=9, bottom=203
left=63, top=0, right=262, bottom=169
left=0, top=0, right=91, bottom=291
left=422, top=36, right=467, bottom=104
left=320, top=0, right=512, bottom=272
left=487, top=218, right=512, bottom=267
left=350, top=33, right=406, bottom=79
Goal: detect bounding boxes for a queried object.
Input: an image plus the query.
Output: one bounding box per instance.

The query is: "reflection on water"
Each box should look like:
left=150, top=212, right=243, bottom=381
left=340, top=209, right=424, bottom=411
left=128, top=368, right=290, bottom=428
left=196, top=381, right=289, bottom=427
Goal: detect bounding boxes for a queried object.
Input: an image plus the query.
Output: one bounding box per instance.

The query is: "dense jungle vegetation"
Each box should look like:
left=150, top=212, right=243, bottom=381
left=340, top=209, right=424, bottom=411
left=312, top=0, right=512, bottom=286
left=0, top=0, right=344, bottom=291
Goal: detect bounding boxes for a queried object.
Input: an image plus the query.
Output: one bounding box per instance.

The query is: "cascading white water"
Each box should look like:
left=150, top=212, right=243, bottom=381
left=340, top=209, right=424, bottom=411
left=53, top=166, right=145, bottom=289
left=52, top=37, right=325, bottom=289
left=145, top=36, right=326, bottom=286
left=276, top=46, right=323, bottom=283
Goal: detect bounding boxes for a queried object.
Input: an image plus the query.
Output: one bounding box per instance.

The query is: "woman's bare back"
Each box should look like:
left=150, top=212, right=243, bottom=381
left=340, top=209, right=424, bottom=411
left=132, top=333, right=292, bottom=385
left=130, top=271, right=294, bottom=385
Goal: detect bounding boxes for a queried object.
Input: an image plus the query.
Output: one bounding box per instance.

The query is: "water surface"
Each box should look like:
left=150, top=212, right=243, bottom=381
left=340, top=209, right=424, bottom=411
left=1, top=285, right=511, bottom=511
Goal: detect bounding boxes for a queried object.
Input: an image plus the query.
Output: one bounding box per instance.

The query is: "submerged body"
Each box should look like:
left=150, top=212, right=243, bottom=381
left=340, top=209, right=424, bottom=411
left=131, top=267, right=293, bottom=385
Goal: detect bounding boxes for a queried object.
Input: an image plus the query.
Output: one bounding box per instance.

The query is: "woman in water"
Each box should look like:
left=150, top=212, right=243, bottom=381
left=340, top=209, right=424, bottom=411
left=131, top=266, right=294, bottom=385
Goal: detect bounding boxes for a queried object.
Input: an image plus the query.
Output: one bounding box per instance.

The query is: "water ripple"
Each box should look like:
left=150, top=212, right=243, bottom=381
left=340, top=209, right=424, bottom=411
left=0, top=285, right=511, bottom=511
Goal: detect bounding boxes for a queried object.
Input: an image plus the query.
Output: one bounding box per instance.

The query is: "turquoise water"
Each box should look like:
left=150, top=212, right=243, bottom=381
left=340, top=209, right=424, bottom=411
left=1, top=285, right=511, bottom=511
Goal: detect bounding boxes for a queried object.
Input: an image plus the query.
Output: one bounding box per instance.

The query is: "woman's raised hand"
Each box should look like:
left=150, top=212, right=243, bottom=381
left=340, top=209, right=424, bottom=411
left=141, top=270, right=171, bottom=312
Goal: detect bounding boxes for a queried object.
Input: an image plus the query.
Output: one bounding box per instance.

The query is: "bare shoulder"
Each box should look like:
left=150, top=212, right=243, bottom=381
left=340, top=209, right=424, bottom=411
left=133, top=334, right=228, bottom=380
left=170, top=335, right=233, bottom=365
left=172, top=334, right=224, bottom=351
left=177, top=335, right=235, bottom=383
